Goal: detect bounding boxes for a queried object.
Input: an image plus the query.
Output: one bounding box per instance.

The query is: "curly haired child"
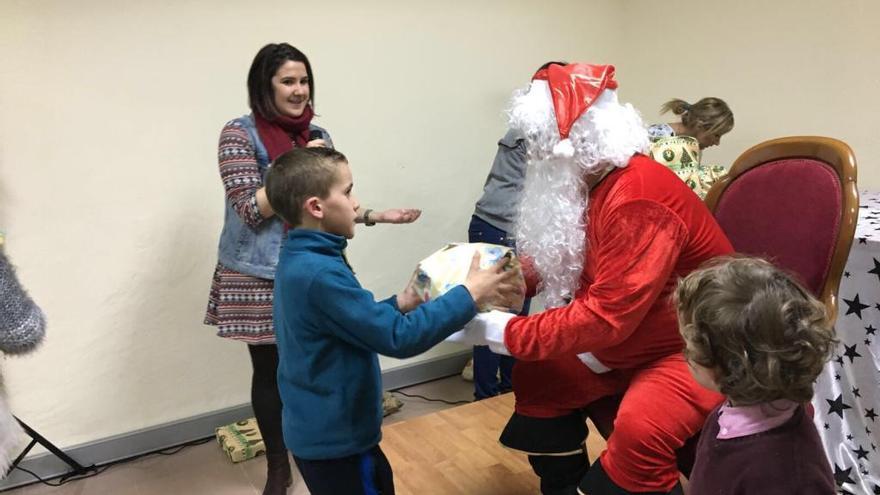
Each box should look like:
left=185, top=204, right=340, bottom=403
left=675, top=256, right=836, bottom=494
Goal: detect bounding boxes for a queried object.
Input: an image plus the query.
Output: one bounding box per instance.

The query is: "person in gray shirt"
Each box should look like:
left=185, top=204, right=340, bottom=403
left=468, top=127, right=531, bottom=399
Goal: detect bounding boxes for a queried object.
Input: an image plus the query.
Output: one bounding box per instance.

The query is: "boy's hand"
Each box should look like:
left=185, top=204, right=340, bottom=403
left=396, top=269, right=423, bottom=313
left=463, top=252, right=524, bottom=311
left=306, top=138, right=328, bottom=148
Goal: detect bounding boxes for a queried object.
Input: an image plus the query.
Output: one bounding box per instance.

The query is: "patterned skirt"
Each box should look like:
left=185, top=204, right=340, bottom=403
left=204, top=263, right=276, bottom=344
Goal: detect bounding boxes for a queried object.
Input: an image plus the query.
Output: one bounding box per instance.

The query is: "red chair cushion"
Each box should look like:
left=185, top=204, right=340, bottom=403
left=713, top=159, right=841, bottom=296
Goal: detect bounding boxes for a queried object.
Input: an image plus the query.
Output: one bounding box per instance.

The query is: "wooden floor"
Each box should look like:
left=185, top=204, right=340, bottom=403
left=4, top=378, right=610, bottom=495
left=382, top=393, right=607, bottom=495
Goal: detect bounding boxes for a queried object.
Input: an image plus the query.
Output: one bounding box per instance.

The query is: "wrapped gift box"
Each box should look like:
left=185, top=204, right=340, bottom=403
left=649, top=135, right=702, bottom=168
left=649, top=135, right=726, bottom=199
left=215, top=418, right=265, bottom=463
left=412, top=242, right=522, bottom=312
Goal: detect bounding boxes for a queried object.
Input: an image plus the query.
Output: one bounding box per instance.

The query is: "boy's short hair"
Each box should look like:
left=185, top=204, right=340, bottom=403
left=674, top=256, right=836, bottom=404
left=265, top=147, right=348, bottom=226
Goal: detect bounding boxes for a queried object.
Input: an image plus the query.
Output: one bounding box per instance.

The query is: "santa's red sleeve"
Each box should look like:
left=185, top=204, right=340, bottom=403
left=505, top=199, right=688, bottom=361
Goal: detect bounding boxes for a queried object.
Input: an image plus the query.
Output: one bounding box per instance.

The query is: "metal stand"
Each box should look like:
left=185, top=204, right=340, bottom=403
left=5, top=417, right=96, bottom=482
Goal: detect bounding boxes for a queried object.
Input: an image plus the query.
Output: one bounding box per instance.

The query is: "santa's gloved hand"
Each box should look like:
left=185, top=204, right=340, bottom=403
left=446, top=310, right=515, bottom=356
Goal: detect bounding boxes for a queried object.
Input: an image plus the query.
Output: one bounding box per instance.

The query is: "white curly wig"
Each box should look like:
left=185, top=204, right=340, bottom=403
left=510, top=80, right=649, bottom=308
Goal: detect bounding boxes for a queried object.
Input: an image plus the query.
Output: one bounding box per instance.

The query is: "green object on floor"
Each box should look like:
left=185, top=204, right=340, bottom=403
left=383, top=391, right=403, bottom=416
left=215, top=418, right=265, bottom=463
left=216, top=393, right=403, bottom=464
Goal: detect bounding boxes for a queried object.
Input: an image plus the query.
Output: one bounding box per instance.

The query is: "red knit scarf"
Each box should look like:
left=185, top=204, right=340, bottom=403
left=253, top=105, right=314, bottom=161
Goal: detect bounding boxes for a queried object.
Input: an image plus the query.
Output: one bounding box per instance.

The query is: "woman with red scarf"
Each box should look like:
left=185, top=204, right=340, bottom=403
left=204, top=43, right=420, bottom=495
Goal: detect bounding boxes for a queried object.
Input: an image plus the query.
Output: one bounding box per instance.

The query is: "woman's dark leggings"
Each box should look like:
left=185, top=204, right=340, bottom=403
left=247, top=343, right=286, bottom=456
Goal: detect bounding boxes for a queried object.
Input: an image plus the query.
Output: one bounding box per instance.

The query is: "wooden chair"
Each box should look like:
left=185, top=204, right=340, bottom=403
left=704, top=136, right=859, bottom=321
left=670, top=136, right=859, bottom=473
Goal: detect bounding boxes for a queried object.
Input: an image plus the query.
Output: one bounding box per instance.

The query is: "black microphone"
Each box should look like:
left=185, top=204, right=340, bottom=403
left=308, top=130, right=323, bottom=142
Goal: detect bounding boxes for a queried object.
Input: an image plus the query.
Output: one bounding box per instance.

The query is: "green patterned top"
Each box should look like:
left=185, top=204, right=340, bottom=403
left=647, top=124, right=726, bottom=199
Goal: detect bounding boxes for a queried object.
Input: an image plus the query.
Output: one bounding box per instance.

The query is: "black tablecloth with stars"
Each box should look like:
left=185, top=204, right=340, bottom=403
left=813, top=190, right=880, bottom=494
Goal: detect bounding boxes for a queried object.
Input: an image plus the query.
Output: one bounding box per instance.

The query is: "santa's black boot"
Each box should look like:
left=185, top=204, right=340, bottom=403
left=529, top=452, right=589, bottom=495
left=578, top=459, right=683, bottom=495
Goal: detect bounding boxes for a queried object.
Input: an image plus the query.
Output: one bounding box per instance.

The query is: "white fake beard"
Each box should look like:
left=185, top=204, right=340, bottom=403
left=515, top=155, right=587, bottom=308
left=510, top=82, right=649, bottom=308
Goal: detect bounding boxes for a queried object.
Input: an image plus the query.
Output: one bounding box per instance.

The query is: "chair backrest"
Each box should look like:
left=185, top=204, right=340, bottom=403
left=704, top=136, right=858, bottom=321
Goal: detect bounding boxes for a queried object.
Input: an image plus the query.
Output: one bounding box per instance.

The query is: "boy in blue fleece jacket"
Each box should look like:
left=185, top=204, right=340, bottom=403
left=265, top=147, right=521, bottom=495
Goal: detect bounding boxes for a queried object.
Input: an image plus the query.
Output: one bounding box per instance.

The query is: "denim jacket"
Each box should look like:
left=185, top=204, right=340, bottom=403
left=216, top=114, right=333, bottom=280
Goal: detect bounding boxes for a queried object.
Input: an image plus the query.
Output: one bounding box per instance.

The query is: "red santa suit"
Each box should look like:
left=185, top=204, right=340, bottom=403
left=503, top=154, right=732, bottom=492
left=448, top=64, right=733, bottom=494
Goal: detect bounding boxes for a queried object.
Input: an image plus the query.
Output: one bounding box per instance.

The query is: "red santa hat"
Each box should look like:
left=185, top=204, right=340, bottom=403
left=511, top=62, right=647, bottom=308
left=531, top=63, right=618, bottom=140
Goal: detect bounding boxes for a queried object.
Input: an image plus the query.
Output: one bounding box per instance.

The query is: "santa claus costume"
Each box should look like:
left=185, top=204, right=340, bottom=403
left=449, top=64, right=733, bottom=494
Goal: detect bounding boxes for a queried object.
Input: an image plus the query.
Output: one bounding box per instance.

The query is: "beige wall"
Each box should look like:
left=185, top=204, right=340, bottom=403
left=618, top=0, right=879, bottom=187
left=0, top=0, right=624, bottom=448
left=2, top=0, right=876, bottom=452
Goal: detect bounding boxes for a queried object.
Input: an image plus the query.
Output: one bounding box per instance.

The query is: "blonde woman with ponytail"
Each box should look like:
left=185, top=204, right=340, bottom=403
left=648, top=97, right=734, bottom=149
left=647, top=97, right=734, bottom=198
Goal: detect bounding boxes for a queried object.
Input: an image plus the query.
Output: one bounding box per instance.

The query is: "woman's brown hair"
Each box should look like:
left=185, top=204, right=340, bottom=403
left=661, top=97, right=734, bottom=138
left=247, top=43, right=314, bottom=120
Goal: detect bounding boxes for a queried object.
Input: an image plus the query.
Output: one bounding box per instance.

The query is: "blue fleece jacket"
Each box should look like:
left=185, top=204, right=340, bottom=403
left=274, top=229, right=478, bottom=460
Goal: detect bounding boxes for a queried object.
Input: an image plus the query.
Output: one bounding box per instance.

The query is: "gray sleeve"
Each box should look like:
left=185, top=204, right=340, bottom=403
left=494, top=129, right=527, bottom=176
left=0, top=249, right=46, bottom=355
left=472, top=129, right=528, bottom=232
